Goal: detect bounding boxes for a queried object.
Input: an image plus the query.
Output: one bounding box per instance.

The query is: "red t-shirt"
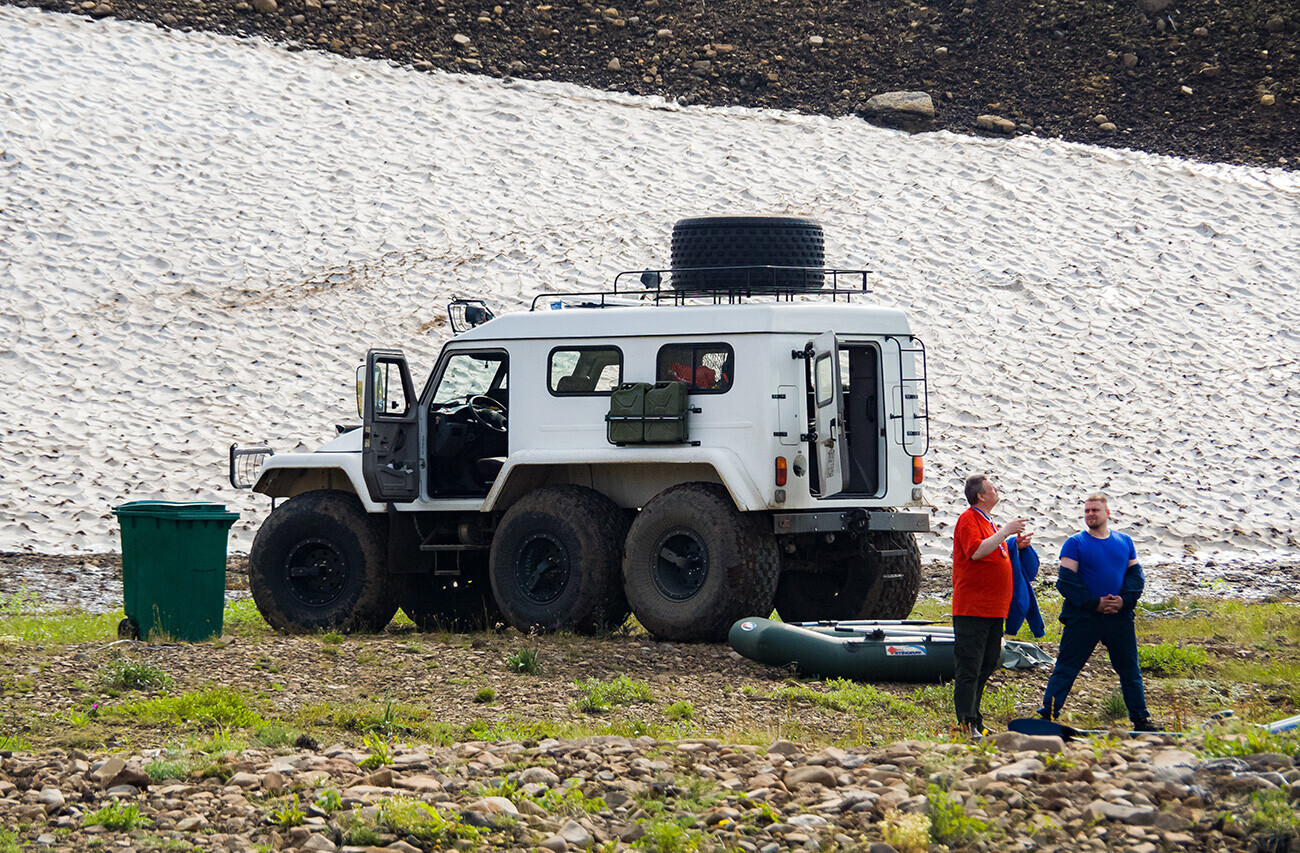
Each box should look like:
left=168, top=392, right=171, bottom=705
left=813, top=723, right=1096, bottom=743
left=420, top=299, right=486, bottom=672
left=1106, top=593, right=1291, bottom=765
left=951, top=507, right=1014, bottom=617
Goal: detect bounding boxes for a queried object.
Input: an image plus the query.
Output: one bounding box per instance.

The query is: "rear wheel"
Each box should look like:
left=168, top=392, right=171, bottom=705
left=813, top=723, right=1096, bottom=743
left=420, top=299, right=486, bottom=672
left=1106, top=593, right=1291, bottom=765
left=859, top=531, right=922, bottom=619
left=489, top=486, right=629, bottom=634
left=249, top=490, right=397, bottom=633
left=400, top=551, right=501, bottom=632
left=622, top=482, right=779, bottom=642
left=773, top=530, right=922, bottom=622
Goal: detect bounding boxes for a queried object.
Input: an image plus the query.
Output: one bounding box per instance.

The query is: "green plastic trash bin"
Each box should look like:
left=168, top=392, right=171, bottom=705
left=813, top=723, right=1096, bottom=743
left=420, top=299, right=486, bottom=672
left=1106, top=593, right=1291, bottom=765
left=113, top=501, right=240, bottom=642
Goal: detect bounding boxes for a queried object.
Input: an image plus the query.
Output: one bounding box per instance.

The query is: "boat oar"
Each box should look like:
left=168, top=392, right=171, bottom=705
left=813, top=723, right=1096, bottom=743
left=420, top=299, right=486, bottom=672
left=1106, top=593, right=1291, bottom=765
left=793, top=619, right=945, bottom=629
left=1008, top=717, right=1186, bottom=740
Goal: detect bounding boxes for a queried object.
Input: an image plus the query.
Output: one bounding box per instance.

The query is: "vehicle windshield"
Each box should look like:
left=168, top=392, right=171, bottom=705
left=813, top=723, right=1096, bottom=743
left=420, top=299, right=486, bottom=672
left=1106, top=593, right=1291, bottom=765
left=432, top=352, right=507, bottom=405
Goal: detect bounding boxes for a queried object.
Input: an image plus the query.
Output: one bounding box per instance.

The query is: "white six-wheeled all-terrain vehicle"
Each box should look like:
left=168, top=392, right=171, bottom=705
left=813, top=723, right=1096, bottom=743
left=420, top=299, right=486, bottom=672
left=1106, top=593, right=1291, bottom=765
left=231, top=216, right=931, bottom=642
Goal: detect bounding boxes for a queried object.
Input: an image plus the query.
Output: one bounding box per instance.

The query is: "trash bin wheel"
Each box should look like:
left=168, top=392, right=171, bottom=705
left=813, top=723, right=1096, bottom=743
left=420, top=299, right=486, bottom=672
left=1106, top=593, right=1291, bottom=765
left=249, top=489, right=398, bottom=633
left=118, top=616, right=140, bottom=640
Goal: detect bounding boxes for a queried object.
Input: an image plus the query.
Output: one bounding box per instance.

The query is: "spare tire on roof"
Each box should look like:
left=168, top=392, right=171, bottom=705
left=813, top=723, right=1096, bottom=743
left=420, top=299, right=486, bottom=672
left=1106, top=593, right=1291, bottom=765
left=670, top=216, right=825, bottom=291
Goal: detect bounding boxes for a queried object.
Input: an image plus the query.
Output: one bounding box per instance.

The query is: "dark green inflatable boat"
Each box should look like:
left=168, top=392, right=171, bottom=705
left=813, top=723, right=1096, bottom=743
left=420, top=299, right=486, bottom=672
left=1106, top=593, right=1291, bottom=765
left=728, top=617, right=957, bottom=682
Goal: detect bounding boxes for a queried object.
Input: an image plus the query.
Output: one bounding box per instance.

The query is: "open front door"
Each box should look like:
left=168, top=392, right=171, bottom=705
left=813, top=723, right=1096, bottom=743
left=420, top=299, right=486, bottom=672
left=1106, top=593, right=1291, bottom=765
left=808, top=331, right=848, bottom=498
left=362, top=349, right=419, bottom=503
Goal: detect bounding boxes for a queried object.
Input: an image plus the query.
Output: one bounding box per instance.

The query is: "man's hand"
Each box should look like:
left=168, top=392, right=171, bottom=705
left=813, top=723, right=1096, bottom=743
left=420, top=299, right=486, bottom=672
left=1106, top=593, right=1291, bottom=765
left=1001, top=518, right=1027, bottom=538
left=1097, top=594, right=1123, bottom=614
left=1017, top=531, right=1034, bottom=549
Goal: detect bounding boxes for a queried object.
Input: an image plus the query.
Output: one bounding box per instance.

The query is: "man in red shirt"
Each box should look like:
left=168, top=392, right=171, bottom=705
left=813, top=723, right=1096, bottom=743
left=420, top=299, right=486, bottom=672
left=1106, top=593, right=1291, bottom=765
left=952, top=474, right=1029, bottom=734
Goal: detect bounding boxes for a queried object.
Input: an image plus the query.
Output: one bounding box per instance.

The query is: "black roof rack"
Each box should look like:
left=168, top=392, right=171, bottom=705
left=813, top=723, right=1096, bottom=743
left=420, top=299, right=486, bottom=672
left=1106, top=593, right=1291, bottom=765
left=529, top=265, right=872, bottom=311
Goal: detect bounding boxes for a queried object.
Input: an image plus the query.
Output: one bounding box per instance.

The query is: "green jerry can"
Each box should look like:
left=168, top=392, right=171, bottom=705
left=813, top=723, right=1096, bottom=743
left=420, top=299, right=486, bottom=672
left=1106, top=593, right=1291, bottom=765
left=112, top=501, right=240, bottom=642
left=606, top=380, right=690, bottom=445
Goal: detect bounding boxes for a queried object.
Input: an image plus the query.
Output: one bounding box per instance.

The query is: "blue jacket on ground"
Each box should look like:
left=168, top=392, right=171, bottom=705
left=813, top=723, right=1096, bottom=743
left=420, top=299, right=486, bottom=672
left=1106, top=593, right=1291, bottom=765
left=1005, top=536, right=1045, bottom=638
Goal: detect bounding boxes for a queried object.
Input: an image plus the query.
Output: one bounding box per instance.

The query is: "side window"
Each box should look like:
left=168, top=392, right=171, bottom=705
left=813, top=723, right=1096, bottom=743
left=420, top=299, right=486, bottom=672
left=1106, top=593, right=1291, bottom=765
left=657, top=343, right=734, bottom=393
left=549, top=346, right=623, bottom=395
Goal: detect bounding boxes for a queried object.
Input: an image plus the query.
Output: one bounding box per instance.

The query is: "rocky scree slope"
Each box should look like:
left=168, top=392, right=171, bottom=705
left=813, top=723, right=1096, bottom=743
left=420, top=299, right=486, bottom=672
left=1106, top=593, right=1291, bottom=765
left=5, top=0, right=1297, bottom=169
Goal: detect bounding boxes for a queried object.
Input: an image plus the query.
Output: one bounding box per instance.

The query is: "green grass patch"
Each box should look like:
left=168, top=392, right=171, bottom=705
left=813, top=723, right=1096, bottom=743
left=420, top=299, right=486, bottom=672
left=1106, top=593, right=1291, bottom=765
left=145, top=757, right=192, bottom=783
left=84, top=801, right=152, bottom=831
left=103, top=686, right=264, bottom=730
left=358, top=732, right=392, bottom=770
left=665, top=700, right=694, bottom=722
left=1214, top=659, right=1300, bottom=704
left=0, top=828, right=18, bottom=853
left=372, top=796, right=482, bottom=844
left=220, top=598, right=272, bottom=638
left=295, top=696, right=449, bottom=742
left=632, top=817, right=702, bottom=852
left=1139, top=642, right=1210, bottom=676
left=99, top=657, right=174, bottom=691
left=927, top=784, right=995, bottom=847
left=265, top=795, right=305, bottom=828
left=0, top=605, right=120, bottom=647
left=462, top=716, right=564, bottom=743
left=252, top=722, right=297, bottom=748
left=1202, top=722, right=1300, bottom=759
left=507, top=646, right=541, bottom=674
left=574, top=674, right=653, bottom=714
left=1246, top=789, right=1300, bottom=838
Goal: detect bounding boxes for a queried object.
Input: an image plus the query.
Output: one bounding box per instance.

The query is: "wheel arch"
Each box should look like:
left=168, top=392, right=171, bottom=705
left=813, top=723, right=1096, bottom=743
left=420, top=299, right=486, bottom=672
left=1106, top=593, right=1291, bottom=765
left=254, top=456, right=379, bottom=510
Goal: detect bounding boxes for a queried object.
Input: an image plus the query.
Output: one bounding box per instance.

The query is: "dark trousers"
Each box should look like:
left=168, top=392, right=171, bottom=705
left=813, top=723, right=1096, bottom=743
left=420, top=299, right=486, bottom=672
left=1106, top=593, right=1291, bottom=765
left=1039, top=615, right=1148, bottom=723
left=952, top=614, right=1004, bottom=727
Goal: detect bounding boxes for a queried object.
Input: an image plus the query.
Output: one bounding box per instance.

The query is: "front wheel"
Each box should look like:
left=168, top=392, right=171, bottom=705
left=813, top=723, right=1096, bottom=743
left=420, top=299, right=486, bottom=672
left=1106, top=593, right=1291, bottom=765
left=249, top=490, right=397, bottom=633
left=622, top=482, right=779, bottom=642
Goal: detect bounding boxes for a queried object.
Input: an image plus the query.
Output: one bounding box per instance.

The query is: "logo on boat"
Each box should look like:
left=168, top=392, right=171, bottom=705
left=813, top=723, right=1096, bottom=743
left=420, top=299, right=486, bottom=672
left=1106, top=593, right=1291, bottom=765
left=739, top=621, right=756, bottom=632
left=885, top=644, right=927, bottom=657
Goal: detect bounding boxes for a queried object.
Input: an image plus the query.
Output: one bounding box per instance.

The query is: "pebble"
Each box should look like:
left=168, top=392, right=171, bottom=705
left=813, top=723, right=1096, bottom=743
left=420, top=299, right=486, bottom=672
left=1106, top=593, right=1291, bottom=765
left=2, top=733, right=1293, bottom=852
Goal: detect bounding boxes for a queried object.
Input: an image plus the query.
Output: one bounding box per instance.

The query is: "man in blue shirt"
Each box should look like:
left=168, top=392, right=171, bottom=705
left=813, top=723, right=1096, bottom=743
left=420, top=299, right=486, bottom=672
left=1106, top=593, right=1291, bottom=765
left=1038, top=494, right=1158, bottom=731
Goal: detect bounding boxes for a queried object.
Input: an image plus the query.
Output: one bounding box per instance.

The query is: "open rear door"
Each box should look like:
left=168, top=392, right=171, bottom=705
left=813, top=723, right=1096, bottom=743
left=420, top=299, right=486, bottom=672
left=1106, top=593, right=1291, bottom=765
left=808, top=331, right=848, bottom=498
left=362, top=349, right=419, bottom=503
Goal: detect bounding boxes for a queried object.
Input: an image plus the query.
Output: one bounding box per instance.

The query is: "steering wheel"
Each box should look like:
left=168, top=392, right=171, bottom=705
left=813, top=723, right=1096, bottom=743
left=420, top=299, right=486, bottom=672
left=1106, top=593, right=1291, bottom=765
left=468, top=395, right=508, bottom=433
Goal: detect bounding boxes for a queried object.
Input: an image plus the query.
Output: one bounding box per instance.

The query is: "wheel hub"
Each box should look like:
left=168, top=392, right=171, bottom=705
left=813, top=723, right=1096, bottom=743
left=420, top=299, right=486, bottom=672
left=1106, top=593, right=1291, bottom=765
left=651, top=529, right=708, bottom=601
left=284, top=538, right=348, bottom=607
left=515, top=532, right=569, bottom=604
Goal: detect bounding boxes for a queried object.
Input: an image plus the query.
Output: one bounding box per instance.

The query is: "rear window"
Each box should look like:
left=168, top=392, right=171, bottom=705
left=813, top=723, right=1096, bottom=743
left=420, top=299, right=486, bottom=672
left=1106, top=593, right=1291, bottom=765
left=657, top=343, right=733, bottom=393
left=549, top=346, right=623, bottom=395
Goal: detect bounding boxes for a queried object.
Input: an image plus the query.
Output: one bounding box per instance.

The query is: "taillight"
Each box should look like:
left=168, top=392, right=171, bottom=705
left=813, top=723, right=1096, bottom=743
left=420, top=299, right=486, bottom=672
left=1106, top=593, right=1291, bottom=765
left=912, top=456, right=924, bottom=484
left=775, top=457, right=788, bottom=487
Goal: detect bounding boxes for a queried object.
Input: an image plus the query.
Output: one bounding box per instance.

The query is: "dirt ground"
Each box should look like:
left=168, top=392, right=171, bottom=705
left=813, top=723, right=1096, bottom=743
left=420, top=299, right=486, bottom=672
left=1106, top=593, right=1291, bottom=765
left=3, top=0, right=1296, bottom=170
left=3, top=551, right=1296, bottom=752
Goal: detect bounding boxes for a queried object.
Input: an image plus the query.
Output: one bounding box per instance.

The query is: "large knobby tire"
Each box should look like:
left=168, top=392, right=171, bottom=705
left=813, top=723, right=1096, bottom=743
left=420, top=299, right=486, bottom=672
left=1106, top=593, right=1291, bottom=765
left=249, top=490, right=397, bottom=633
left=489, top=486, right=630, bottom=634
left=858, top=530, right=922, bottom=619
left=774, top=530, right=922, bottom=622
left=401, top=551, right=501, bottom=633
left=622, top=482, right=779, bottom=642
left=670, top=216, right=825, bottom=292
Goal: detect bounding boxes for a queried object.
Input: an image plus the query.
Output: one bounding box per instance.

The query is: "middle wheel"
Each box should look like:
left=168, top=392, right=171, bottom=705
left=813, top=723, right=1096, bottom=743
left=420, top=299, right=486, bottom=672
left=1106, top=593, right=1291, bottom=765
left=623, top=482, right=780, bottom=642
left=489, top=485, right=630, bottom=634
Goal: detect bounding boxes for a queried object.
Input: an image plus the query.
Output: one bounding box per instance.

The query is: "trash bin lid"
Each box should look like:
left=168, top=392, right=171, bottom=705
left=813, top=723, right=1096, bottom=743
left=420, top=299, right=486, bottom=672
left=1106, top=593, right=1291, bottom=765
left=113, top=501, right=240, bottom=521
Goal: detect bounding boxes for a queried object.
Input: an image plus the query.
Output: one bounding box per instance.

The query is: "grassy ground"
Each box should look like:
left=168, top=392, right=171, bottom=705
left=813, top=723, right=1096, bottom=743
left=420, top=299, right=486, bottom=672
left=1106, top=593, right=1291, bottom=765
left=1, top=588, right=1297, bottom=759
